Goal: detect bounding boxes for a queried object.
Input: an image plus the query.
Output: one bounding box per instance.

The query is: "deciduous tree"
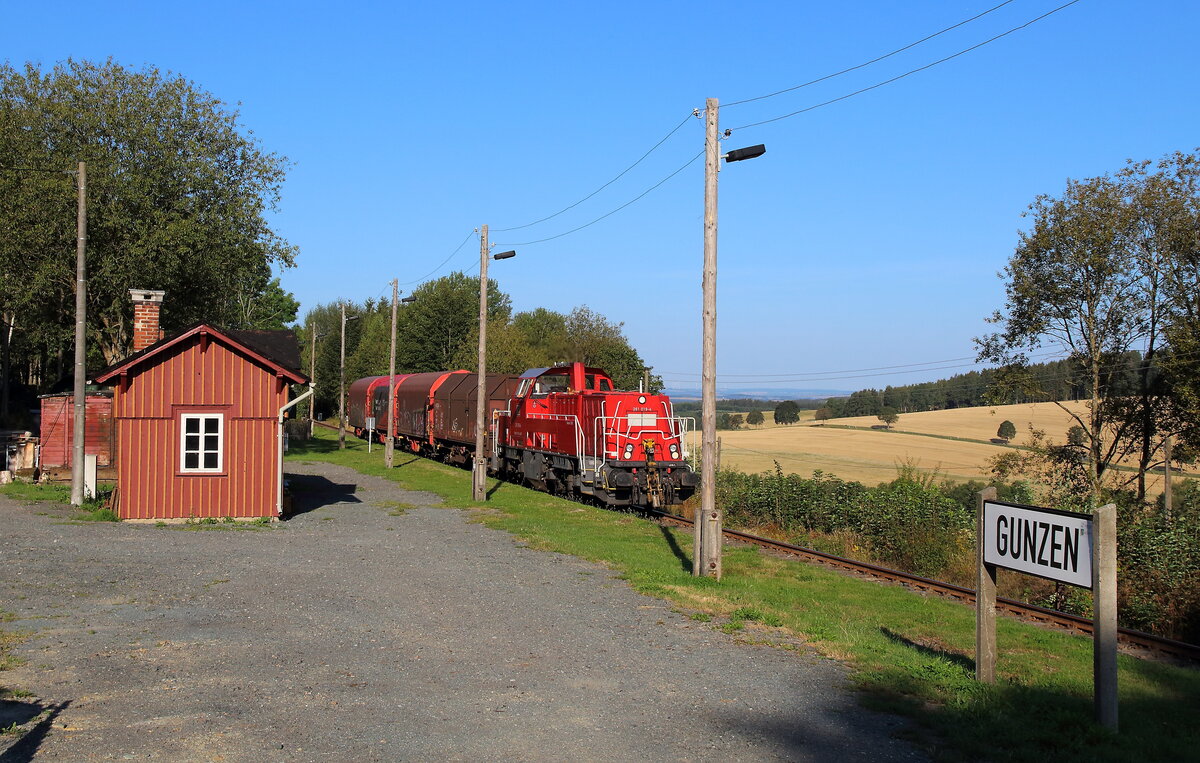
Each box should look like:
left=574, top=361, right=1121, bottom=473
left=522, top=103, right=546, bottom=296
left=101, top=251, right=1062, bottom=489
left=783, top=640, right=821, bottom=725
left=0, top=59, right=296, bottom=371
left=878, top=407, right=899, bottom=429
left=975, top=155, right=1200, bottom=504
left=773, top=400, right=800, bottom=425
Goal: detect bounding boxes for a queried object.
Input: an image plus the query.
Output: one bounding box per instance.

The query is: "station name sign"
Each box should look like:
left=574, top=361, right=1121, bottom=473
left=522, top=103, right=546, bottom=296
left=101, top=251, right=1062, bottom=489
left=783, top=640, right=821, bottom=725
left=982, top=501, right=1093, bottom=588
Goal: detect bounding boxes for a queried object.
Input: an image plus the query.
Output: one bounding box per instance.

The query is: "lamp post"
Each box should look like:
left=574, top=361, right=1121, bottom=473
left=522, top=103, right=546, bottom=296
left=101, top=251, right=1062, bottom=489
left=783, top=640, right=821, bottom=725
left=473, top=223, right=516, bottom=501
left=338, top=304, right=359, bottom=450
left=695, top=97, right=765, bottom=579
left=385, top=285, right=417, bottom=469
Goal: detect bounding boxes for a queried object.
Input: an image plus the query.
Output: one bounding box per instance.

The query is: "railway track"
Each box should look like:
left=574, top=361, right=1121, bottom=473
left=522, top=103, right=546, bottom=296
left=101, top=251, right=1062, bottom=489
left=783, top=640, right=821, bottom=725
left=650, top=509, right=1200, bottom=664
left=306, top=418, right=1198, bottom=663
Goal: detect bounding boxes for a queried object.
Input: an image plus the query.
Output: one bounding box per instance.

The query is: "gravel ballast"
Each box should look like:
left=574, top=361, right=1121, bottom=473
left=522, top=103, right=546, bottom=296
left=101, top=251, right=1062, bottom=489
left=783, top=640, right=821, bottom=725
left=0, top=461, right=923, bottom=761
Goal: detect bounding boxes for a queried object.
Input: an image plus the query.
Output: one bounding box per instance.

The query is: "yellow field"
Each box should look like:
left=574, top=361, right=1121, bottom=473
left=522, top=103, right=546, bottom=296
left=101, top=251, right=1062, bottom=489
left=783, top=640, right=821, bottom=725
left=716, top=400, right=1184, bottom=491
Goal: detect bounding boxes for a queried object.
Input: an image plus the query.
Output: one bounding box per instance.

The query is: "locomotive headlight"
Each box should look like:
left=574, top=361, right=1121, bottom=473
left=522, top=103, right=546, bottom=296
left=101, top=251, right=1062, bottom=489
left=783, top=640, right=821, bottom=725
left=624, top=444, right=634, bottom=459
left=669, top=443, right=679, bottom=458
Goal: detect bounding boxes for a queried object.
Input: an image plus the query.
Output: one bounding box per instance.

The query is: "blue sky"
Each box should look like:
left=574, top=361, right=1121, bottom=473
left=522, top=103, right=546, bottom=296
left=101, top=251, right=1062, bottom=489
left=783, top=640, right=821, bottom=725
left=5, top=1, right=1197, bottom=393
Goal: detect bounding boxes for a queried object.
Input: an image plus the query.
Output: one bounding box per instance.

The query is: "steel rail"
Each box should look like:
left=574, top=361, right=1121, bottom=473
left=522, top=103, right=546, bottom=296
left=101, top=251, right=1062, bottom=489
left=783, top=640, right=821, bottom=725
left=650, top=510, right=1200, bottom=663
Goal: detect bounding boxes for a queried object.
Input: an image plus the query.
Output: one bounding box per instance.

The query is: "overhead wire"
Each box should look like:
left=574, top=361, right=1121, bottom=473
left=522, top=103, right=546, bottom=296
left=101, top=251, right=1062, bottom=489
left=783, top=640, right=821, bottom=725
left=663, top=354, right=994, bottom=378
left=724, top=0, right=1016, bottom=108
left=659, top=348, right=1200, bottom=388
left=0, top=166, right=76, bottom=174
left=398, top=229, right=479, bottom=286
left=727, top=0, right=1083, bottom=132
left=502, top=150, right=705, bottom=247
left=493, top=112, right=695, bottom=233
left=487, top=2, right=1081, bottom=249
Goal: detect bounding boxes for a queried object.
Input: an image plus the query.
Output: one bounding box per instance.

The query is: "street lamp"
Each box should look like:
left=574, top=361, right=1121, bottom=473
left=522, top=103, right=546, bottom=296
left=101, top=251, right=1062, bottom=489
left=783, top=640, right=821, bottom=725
left=473, top=223, right=516, bottom=501
left=338, top=304, right=359, bottom=450
left=695, top=98, right=765, bottom=579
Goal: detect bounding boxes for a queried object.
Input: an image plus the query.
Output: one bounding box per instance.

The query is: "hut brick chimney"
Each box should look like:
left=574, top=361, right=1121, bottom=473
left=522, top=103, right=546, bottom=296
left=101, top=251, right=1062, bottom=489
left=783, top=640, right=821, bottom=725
left=129, top=289, right=165, bottom=352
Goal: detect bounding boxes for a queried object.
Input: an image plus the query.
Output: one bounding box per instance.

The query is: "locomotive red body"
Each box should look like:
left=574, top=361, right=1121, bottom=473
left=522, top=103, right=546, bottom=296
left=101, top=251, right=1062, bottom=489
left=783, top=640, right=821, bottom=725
left=347, top=362, right=698, bottom=509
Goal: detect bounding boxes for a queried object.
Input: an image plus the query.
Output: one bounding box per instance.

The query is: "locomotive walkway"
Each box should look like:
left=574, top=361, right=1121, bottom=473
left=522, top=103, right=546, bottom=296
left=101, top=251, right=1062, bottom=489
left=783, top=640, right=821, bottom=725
left=0, top=462, right=923, bottom=761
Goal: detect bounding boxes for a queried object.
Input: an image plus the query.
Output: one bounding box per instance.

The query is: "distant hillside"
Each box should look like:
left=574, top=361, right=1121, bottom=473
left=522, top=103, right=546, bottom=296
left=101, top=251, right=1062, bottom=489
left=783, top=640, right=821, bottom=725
left=820, top=355, right=1149, bottom=419
left=662, top=388, right=849, bottom=402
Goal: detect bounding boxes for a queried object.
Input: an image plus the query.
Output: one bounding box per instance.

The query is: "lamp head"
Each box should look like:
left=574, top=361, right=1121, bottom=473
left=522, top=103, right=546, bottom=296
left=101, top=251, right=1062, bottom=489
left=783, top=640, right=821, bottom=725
left=724, top=144, right=766, bottom=163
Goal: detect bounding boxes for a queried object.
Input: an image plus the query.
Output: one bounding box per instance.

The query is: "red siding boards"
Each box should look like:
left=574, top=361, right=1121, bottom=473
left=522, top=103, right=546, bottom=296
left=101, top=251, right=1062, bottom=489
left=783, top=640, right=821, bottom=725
left=38, top=393, right=116, bottom=468
left=95, top=325, right=306, bottom=521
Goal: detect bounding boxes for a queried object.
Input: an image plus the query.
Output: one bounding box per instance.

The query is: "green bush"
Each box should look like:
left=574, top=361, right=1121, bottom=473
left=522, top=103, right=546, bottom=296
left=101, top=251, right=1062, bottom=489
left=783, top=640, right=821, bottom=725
left=715, top=467, right=1200, bottom=640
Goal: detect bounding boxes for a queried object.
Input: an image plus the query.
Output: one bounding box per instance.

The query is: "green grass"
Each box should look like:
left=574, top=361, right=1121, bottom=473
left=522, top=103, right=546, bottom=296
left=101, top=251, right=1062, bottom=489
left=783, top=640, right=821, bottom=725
left=175, top=516, right=273, bottom=531
left=290, top=426, right=1199, bottom=761
left=0, top=482, right=71, bottom=503
left=0, top=481, right=120, bottom=522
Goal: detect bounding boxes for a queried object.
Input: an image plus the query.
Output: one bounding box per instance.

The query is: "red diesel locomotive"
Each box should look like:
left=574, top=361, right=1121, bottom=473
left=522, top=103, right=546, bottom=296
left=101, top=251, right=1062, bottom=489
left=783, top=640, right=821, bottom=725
left=347, top=362, right=698, bottom=509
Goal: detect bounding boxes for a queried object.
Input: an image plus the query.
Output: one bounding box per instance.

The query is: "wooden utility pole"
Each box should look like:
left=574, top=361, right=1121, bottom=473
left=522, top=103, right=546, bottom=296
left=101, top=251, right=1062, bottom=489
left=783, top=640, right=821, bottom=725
left=309, top=324, right=318, bottom=438
left=473, top=225, right=490, bottom=501
left=697, top=98, right=722, bottom=579
left=338, top=302, right=348, bottom=450
left=386, top=279, right=399, bottom=468
left=71, top=162, right=87, bottom=506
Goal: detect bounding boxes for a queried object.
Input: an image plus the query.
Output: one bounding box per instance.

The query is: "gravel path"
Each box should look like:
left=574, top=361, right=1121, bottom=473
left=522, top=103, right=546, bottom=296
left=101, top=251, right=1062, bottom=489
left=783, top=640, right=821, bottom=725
left=0, top=461, right=923, bottom=762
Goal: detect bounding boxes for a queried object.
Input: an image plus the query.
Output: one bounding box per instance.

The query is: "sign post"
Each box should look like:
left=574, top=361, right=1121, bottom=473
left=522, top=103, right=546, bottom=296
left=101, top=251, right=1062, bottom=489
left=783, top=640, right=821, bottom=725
left=365, top=416, right=376, bottom=453
left=976, top=493, right=1118, bottom=732
left=975, top=487, right=998, bottom=683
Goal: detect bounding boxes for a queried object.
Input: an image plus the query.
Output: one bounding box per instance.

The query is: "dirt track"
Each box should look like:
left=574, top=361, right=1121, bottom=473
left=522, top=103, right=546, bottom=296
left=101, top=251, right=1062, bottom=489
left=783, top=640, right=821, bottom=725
left=0, top=461, right=922, bottom=761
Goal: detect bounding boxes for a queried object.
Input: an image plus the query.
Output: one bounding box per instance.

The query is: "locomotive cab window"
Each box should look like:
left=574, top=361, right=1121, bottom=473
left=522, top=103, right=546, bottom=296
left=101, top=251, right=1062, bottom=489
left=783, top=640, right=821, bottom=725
left=180, top=413, right=223, bottom=473
left=599, top=378, right=612, bottom=391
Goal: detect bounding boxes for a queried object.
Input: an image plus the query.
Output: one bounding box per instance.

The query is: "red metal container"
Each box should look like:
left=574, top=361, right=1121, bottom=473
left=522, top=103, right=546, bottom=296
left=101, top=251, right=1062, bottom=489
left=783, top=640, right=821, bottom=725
left=347, top=376, right=390, bottom=431
left=38, top=391, right=116, bottom=468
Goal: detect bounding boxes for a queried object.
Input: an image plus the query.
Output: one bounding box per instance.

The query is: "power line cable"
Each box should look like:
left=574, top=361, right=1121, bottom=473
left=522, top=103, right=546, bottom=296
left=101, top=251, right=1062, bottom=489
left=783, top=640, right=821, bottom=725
left=725, top=0, right=1016, bottom=108
left=660, top=348, right=1200, bottom=387
left=398, top=230, right=479, bottom=286
left=502, top=150, right=704, bottom=247
left=0, top=166, right=75, bottom=174
left=728, top=0, right=1083, bottom=132
left=663, top=354, right=993, bottom=378
left=662, top=361, right=987, bottom=384
left=494, top=113, right=695, bottom=233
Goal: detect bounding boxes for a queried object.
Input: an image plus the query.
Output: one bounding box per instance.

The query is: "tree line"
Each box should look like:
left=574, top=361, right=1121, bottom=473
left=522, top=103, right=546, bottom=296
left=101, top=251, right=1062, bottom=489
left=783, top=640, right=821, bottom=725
left=817, top=355, right=1155, bottom=421
left=301, top=277, right=658, bottom=420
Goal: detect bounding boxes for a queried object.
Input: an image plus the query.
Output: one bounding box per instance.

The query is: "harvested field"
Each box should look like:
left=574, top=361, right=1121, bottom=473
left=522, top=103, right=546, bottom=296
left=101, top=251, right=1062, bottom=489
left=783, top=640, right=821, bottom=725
left=717, top=401, right=1190, bottom=490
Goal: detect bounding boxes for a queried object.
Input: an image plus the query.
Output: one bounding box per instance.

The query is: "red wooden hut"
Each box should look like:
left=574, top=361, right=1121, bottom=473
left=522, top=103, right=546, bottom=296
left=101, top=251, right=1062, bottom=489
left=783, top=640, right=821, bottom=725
left=94, top=291, right=309, bottom=520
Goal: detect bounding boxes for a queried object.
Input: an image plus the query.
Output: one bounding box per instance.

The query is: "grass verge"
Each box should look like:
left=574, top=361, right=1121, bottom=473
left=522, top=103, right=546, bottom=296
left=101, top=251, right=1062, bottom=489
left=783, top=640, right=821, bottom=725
left=0, top=481, right=118, bottom=521
left=289, top=427, right=1199, bottom=761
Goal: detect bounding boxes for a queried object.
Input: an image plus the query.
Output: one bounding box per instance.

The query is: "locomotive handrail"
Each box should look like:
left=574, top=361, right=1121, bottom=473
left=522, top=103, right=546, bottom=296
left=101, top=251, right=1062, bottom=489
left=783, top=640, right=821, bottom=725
left=592, top=415, right=694, bottom=472
left=490, top=409, right=511, bottom=458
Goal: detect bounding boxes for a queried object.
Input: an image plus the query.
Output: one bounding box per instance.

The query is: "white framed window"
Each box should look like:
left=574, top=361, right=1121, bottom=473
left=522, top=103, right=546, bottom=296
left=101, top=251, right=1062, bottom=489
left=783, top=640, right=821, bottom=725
left=180, top=413, right=223, bottom=473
